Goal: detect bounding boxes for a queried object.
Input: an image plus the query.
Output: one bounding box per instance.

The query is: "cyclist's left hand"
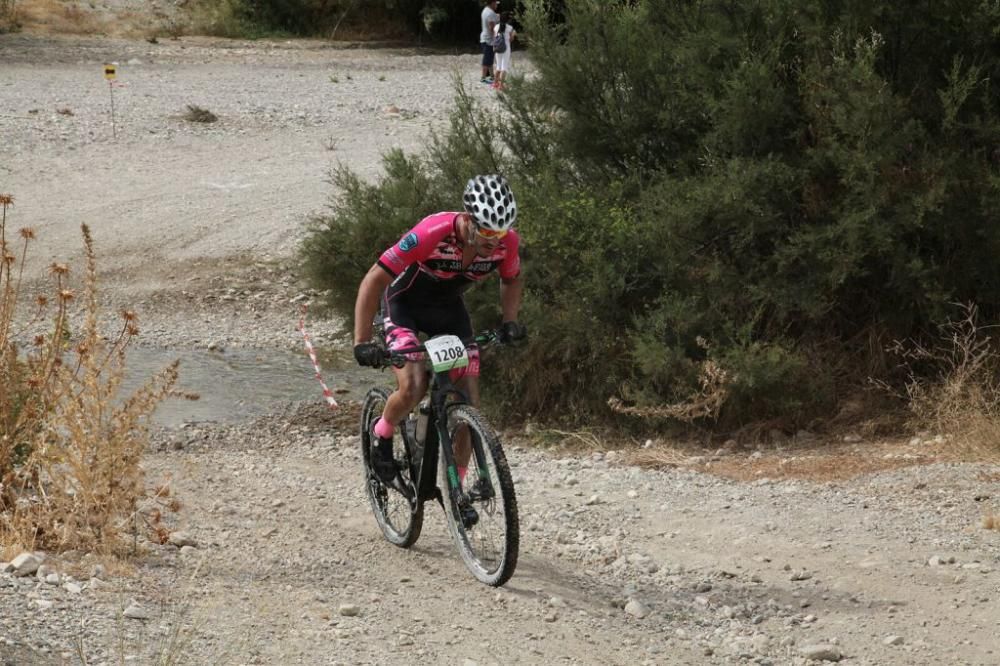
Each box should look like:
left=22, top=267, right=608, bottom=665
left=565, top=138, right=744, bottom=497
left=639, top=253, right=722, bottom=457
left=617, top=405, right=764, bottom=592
left=499, top=320, right=528, bottom=344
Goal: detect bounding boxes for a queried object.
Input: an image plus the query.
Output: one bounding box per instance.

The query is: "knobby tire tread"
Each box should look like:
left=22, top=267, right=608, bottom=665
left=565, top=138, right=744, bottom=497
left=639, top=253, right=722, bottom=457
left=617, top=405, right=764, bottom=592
left=442, top=404, right=519, bottom=586
left=361, top=387, right=423, bottom=548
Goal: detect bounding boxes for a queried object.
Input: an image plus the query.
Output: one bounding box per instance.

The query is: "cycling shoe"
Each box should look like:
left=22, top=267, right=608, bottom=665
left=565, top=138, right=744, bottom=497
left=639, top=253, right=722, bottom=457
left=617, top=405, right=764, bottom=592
left=467, top=477, right=493, bottom=502
left=372, top=437, right=398, bottom=484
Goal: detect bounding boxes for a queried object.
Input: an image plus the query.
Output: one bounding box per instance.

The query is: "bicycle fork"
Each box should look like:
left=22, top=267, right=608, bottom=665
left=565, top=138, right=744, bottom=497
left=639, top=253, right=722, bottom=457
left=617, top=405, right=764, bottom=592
left=436, top=409, right=495, bottom=504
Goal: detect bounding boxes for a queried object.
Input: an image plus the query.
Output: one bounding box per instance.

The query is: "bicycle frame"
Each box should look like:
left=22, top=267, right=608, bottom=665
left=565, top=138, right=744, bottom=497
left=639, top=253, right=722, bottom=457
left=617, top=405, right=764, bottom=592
left=389, top=334, right=499, bottom=512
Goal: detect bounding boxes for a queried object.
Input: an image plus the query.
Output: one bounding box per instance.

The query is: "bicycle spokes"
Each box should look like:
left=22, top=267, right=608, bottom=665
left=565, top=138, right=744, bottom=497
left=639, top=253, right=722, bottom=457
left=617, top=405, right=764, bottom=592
left=361, top=388, right=424, bottom=548
left=441, top=404, right=519, bottom=586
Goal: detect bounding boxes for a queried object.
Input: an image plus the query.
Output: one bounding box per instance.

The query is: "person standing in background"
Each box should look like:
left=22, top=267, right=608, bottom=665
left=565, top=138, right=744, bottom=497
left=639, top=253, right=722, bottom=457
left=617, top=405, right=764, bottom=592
left=479, top=0, right=500, bottom=84
left=491, top=11, right=516, bottom=90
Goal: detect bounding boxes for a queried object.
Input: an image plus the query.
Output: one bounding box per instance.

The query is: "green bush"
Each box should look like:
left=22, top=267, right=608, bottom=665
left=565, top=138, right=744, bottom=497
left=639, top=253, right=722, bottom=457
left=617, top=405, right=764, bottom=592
left=301, top=150, right=442, bottom=318
left=301, top=0, right=1000, bottom=431
left=302, top=80, right=507, bottom=318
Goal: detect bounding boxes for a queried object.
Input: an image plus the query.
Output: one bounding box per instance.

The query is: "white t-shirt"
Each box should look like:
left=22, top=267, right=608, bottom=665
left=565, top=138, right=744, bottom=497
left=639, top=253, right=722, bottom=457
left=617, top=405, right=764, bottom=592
left=480, top=6, right=500, bottom=43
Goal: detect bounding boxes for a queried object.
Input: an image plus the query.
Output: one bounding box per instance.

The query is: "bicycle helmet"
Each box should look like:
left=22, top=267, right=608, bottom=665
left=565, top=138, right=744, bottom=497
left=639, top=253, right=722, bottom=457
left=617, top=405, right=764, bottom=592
left=463, top=174, right=517, bottom=232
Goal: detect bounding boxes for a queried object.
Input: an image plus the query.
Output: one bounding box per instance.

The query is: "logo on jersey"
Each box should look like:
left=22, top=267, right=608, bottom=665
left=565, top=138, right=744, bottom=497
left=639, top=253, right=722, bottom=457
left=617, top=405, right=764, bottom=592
left=399, top=233, right=419, bottom=252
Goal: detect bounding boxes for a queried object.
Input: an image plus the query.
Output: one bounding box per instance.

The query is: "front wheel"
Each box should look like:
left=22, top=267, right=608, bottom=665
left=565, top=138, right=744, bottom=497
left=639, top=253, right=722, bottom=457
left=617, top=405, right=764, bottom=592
left=360, top=387, right=423, bottom=547
left=439, top=404, right=519, bottom=586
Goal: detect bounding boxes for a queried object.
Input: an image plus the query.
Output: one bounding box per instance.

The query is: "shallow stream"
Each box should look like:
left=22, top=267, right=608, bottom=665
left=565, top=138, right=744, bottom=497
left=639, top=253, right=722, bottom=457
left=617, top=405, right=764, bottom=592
left=121, top=346, right=382, bottom=426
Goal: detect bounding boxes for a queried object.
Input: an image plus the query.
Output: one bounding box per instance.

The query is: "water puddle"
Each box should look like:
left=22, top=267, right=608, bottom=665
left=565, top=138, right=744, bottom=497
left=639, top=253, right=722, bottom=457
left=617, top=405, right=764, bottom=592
left=121, top=346, right=386, bottom=426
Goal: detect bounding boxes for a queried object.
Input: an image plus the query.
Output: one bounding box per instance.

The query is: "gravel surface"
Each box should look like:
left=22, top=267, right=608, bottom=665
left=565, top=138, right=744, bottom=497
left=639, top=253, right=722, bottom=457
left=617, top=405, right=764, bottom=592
left=1, top=31, right=998, bottom=666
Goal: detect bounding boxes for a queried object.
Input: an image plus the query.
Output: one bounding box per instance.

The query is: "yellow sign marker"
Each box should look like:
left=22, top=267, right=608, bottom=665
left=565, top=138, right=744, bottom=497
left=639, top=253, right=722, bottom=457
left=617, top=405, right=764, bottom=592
left=104, top=64, right=116, bottom=80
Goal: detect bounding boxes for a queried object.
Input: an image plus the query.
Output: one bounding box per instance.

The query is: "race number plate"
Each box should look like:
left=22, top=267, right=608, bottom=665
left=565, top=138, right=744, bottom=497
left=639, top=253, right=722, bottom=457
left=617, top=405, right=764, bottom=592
left=424, top=335, right=469, bottom=373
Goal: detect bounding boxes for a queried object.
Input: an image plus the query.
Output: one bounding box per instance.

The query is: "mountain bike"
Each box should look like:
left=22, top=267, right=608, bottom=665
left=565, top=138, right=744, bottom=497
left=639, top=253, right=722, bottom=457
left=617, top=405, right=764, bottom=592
left=359, top=329, right=519, bottom=587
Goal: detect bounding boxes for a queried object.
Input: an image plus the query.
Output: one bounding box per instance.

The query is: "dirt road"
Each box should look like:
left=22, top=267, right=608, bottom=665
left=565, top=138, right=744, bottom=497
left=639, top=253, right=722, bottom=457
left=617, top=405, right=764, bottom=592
left=1, top=33, right=998, bottom=666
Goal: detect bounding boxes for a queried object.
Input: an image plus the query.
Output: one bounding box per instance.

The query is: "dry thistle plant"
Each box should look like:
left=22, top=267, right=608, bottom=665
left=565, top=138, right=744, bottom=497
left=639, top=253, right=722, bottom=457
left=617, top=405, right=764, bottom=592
left=881, top=302, right=1000, bottom=459
left=0, top=193, right=67, bottom=488
left=1, top=202, right=181, bottom=556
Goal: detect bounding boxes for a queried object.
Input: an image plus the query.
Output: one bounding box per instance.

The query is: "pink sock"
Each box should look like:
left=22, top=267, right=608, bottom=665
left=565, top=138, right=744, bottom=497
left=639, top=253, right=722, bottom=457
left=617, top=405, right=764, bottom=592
left=458, top=466, right=468, bottom=483
left=374, top=417, right=394, bottom=439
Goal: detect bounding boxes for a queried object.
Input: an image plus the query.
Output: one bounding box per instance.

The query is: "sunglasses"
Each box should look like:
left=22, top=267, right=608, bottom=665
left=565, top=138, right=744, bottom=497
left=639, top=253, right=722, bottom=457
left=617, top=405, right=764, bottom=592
left=474, top=225, right=508, bottom=240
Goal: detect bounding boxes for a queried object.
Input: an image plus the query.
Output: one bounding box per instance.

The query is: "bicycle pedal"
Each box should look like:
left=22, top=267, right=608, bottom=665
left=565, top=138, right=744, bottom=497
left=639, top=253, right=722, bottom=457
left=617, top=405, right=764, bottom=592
left=467, top=479, right=493, bottom=502
left=460, top=504, right=479, bottom=529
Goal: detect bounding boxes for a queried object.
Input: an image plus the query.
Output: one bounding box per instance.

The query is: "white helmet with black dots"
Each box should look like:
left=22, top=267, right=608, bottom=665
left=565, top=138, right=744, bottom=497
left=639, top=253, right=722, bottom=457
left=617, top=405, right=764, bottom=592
left=463, top=174, right=517, bottom=232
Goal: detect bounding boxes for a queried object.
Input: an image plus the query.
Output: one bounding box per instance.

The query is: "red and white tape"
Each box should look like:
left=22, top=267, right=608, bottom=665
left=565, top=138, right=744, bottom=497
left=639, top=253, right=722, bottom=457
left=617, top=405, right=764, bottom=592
left=298, top=305, right=338, bottom=410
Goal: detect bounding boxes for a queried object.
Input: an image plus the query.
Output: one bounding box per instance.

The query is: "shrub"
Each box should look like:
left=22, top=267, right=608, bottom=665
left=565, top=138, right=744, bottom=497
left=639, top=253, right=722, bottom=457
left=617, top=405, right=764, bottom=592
left=0, top=196, right=178, bottom=555
left=183, top=104, right=218, bottom=123
left=301, top=150, right=443, bottom=319
left=301, top=0, right=1000, bottom=432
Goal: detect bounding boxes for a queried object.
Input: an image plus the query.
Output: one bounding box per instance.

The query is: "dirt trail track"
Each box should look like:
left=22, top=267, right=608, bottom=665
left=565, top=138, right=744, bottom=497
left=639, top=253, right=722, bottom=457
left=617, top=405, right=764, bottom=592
left=0, top=33, right=998, bottom=666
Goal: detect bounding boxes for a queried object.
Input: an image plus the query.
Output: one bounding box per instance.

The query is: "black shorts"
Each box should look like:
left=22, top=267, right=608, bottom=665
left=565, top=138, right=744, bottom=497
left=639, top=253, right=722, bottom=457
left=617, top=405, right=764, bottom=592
left=381, top=296, right=479, bottom=375
left=481, top=41, right=495, bottom=68
left=382, top=295, right=473, bottom=346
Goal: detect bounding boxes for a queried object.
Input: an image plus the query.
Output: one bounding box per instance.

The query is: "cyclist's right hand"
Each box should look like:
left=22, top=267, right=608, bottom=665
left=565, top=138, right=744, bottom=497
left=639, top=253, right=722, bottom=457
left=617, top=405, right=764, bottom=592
left=353, top=342, right=384, bottom=367
left=499, top=320, right=528, bottom=344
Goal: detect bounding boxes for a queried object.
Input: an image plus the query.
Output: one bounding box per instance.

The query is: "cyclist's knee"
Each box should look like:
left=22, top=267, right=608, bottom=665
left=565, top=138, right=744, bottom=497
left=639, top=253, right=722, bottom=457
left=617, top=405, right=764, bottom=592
left=396, top=377, right=427, bottom=405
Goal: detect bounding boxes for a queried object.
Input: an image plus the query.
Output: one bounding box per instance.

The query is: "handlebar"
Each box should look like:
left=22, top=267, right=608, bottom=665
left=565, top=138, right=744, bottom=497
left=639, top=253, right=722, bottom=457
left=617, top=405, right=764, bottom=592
left=382, top=329, right=503, bottom=369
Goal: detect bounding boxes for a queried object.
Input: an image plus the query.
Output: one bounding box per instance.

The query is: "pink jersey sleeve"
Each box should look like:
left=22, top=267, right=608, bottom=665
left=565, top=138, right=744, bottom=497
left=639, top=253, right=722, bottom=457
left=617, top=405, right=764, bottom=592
left=499, top=230, right=521, bottom=280
left=377, top=212, right=458, bottom=276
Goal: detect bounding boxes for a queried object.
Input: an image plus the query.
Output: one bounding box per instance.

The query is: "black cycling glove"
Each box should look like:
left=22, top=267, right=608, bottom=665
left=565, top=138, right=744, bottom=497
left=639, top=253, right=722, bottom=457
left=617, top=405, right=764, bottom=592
left=499, top=321, right=528, bottom=344
left=353, top=342, right=384, bottom=368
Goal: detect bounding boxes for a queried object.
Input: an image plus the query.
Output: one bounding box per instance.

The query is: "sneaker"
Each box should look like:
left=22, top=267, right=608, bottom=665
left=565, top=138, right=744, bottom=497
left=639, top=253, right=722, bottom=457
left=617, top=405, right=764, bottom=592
left=481, top=77, right=494, bottom=84
left=372, top=436, right=398, bottom=484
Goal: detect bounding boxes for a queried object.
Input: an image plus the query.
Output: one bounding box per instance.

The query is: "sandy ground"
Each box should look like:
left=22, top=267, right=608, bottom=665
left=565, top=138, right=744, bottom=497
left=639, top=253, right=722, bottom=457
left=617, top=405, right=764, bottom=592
left=1, top=31, right=999, bottom=666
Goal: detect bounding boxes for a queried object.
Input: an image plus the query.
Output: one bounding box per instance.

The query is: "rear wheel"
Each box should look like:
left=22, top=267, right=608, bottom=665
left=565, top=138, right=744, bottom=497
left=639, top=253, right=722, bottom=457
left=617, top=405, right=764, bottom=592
left=439, top=404, right=519, bottom=586
left=360, top=388, right=423, bottom=547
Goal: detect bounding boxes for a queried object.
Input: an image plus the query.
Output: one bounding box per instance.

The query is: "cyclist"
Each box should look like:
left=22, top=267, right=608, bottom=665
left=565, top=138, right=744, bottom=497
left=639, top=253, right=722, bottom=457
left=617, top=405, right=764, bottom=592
left=352, top=174, right=527, bottom=484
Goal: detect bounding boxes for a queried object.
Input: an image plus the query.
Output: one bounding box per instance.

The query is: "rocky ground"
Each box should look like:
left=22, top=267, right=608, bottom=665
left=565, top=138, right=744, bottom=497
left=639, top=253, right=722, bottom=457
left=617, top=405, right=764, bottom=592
left=1, top=29, right=998, bottom=666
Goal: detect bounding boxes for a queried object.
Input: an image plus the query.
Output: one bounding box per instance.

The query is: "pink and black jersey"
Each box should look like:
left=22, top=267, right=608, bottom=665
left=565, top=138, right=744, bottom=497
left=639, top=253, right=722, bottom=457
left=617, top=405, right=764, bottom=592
left=378, top=212, right=521, bottom=304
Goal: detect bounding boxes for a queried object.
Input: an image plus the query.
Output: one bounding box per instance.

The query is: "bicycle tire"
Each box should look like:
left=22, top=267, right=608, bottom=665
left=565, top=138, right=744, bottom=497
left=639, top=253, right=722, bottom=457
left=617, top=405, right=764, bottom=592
left=360, top=387, right=423, bottom=547
left=439, top=404, right=519, bottom=586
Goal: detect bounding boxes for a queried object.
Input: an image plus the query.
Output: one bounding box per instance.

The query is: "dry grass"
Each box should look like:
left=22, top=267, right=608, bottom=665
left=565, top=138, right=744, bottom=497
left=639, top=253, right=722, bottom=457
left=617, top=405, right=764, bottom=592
left=624, top=436, right=946, bottom=482
left=879, top=303, right=1000, bottom=461
left=11, top=0, right=174, bottom=36
left=73, top=565, right=255, bottom=664
left=534, top=427, right=605, bottom=450
left=13, top=0, right=101, bottom=34
left=0, top=0, right=18, bottom=32
left=1, top=195, right=180, bottom=557
left=512, top=410, right=944, bottom=482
